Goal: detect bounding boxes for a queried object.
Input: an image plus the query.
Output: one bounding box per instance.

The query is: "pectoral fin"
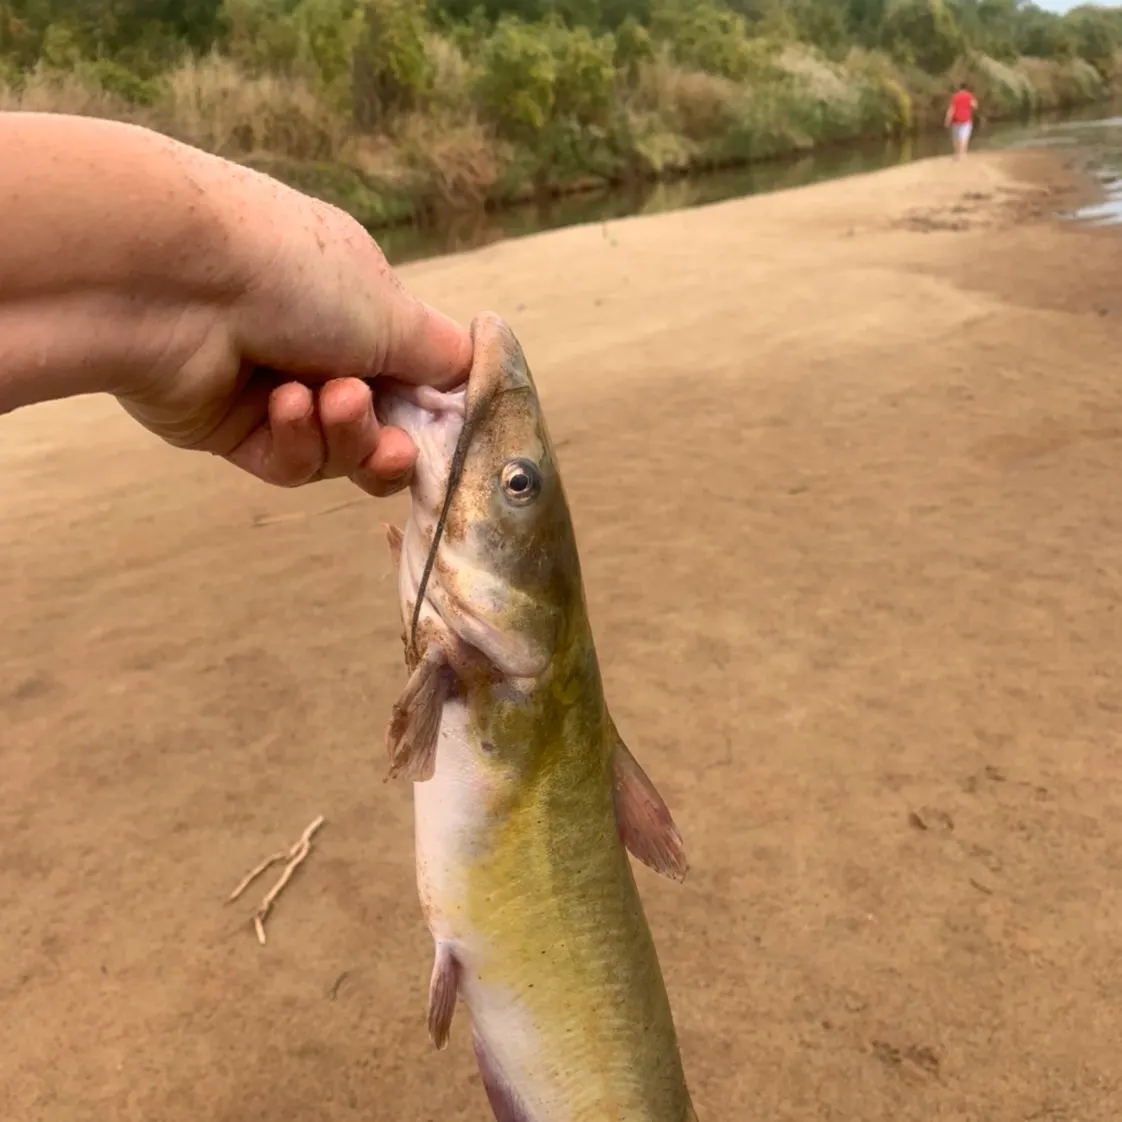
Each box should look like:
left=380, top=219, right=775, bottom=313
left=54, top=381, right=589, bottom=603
left=427, top=943, right=460, bottom=1050
left=612, top=737, right=688, bottom=882
left=385, top=645, right=448, bottom=782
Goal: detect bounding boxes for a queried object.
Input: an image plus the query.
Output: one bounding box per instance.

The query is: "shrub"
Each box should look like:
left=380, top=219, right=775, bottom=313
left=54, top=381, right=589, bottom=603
left=1064, top=7, right=1119, bottom=79
left=614, top=16, right=653, bottom=78
left=473, top=17, right=557, bottom=139
left=157, top=53, right=344, bottom=159
left=0, top=63, right=133, bottom=119
left=395, top=111, right=504, bottom=212
left=882, top=0, right=964, bottom=74
left=648, top=0, right=766, bottom=82
left=629, top=53, right=741, bottom=142
left=351, top=0, right=433, bottom=128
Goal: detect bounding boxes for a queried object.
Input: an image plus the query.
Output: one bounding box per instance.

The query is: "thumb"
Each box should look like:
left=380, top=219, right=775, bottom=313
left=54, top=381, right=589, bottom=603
left=380, top=293, right=473, bottom=390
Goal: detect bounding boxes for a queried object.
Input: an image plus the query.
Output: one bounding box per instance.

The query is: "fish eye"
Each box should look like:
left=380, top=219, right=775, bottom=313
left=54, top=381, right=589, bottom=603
left=499, top=459, right=542, bottom=505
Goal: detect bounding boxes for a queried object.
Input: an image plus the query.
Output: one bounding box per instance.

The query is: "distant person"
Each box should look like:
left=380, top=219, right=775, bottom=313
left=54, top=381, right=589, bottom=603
left=944, top=82, right=978, bottom=160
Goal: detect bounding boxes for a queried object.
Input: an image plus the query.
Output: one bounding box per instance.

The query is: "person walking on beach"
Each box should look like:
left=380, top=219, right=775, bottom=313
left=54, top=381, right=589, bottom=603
left=945, top=82, right=978, bottom=160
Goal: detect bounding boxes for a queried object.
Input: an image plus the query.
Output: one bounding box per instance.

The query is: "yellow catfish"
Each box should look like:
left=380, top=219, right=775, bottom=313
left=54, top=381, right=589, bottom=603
left=377, top=312, right=698, bottom=1122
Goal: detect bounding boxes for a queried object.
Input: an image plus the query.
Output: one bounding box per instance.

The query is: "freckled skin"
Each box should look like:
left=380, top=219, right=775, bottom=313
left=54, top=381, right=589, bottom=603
left=384, top=314, right=697, bottom=1122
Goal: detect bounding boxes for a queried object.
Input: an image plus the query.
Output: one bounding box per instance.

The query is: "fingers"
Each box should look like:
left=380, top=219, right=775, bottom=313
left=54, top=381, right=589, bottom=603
left=355, top=426, right=417, bottom=497
left=317, top=379, right=380, bottom=478
left=318, top=378, right=418, bottom=497
left=224, top=382, right=325, bottom=487
left=222, top=377, right=419, bottom=495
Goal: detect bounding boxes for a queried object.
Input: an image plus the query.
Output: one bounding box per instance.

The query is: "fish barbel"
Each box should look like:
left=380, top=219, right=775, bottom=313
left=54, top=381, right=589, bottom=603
left=376, top=312, right=698, bottom=1122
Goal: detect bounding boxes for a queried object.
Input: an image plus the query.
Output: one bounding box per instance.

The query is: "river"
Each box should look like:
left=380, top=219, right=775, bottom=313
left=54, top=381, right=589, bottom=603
left=376, top=101, right=1122, bottom=266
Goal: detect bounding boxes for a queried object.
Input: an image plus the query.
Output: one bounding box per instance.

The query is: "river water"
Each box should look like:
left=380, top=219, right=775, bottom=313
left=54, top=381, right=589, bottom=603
left=378, top=101, right=1122, bottom=266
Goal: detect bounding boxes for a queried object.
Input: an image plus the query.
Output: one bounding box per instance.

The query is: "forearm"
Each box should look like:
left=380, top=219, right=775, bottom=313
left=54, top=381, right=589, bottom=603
left=0, top=114, right=252, bottom=414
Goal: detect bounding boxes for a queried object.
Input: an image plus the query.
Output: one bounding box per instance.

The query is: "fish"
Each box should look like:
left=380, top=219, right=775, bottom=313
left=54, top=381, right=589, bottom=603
left=375, top=311, right=698, bottom=1122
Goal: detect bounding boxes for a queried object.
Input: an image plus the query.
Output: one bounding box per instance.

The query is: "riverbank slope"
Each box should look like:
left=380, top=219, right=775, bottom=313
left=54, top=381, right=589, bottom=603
left=4, top=149, right=1122, bottom=1121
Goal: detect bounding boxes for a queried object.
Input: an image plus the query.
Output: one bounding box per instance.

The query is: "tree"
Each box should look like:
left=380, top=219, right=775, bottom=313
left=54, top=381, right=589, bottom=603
left=882, top=0, right=965, bottom=73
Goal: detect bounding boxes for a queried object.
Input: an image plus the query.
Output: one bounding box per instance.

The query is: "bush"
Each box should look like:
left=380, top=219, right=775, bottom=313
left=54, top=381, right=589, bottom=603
left=0, top=63, right=134, bottom=118
left=613, top=16, right=653, bottom=77
left=1065, top=8, right=1119, bottom=79
left=395, top=111, right=505, bottom=211
left=157, top=53, right=345, bottom=159
left=351, top=0, right=433, bottom=128
left=220, top=0, right=305, bottom=74
left=882, top=0, right=964, bottom=74
left=472, top=18, right=615, bottom=135
left=649, top=0, right=767, bottom=82
left=473, top=17, right=557, bottom=138
left=547, top=22, right=617, bottom=129
left=630, top=54, right=741, bottom=142
left=79, top=59, right=163, bottom=106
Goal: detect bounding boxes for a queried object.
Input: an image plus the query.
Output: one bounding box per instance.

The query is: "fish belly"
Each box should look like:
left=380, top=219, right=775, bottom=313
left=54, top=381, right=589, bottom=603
left=411, top=706, right=694, bottom=1122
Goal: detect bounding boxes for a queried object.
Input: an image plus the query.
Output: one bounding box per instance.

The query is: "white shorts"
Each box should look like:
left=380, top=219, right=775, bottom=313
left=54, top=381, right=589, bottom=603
left=951, top=121, right=973, bottom=144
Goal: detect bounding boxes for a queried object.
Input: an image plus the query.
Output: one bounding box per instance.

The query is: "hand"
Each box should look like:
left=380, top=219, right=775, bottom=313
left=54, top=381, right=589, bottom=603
left=0, top=114, right=472, bottom=497
left=118, top=175, right=472, bottom=497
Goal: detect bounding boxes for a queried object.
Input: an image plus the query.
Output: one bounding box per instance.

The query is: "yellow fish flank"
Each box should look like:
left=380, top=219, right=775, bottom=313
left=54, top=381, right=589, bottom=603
left=376, top=313, right=698, bottom=1122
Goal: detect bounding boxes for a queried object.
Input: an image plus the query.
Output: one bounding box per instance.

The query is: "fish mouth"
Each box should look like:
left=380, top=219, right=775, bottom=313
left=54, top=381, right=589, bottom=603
left=373, top=313, right=550, bottom=682
left=372, top=312, right=529, bottom=469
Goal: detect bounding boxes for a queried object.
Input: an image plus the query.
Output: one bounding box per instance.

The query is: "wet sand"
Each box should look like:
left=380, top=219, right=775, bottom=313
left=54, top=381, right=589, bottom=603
left=3, top=148, right=1122, bottom=1121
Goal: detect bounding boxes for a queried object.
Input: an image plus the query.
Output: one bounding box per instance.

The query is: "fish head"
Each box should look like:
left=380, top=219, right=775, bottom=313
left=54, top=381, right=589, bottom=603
left=376, top=312, right=584, bottom=682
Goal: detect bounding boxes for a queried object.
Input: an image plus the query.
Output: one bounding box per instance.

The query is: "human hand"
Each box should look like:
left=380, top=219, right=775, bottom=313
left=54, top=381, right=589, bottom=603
left=118, top=173, right=471, bottom=496
left=0, top=114, right=471, bottom=497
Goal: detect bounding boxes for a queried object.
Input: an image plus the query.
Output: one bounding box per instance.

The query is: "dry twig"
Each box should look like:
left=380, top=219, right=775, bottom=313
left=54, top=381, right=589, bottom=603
left=229, top=815, right=325, bottom=945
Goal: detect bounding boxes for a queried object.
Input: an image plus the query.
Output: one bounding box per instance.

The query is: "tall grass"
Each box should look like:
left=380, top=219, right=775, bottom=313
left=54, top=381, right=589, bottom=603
left=158, top=54, right=347, bottom=159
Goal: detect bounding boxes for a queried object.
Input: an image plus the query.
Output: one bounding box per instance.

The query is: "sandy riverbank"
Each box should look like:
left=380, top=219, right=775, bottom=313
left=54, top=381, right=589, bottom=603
left=3, top=148, right=1122, bottom=1121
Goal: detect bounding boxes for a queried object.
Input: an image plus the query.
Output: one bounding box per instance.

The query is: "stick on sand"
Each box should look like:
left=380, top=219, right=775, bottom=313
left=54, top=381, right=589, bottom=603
left=229, top=815, right=325, bottom=945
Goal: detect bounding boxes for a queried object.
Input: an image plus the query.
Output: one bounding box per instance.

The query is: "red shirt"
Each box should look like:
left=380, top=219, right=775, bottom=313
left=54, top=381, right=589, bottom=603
left=949, top=90, right=974, bottom=124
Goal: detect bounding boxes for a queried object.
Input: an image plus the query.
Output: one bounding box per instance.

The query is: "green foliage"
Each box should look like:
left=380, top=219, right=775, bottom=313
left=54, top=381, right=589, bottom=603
left=781, top=0, right=851, bottom=58
left=881, top=0, right=964, bottom=74
left=351, top=0, right=433, bottom=127
left=474, top=17, right=615, bottom=136
left=0, top=0, right=224, bottom=72
left=473, top=16, right=557, bottom=136
left=291, top=0, right=362, bottom=89
left=1, top=0, right=1120, bottom=223
left=80, top=56, right=163, bottom=103
left=1064, top=5, right=1119, bottom=79
left=613, top=14, right=652, bottom=75
left=548, top=21, right=618, bottom=126
left=470, top=14, right=619, bottom=184
left=219, top=0, right=303, bottom=73
left=649, top=0, right=764, bottom=81
left=1017, top=10, right=1076, bottom=61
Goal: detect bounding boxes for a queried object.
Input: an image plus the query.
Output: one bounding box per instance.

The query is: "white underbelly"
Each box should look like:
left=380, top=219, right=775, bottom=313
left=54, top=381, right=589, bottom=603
left=412, top=696, right=485, bottom=932
left=410, top=704, right=567, bottom=1119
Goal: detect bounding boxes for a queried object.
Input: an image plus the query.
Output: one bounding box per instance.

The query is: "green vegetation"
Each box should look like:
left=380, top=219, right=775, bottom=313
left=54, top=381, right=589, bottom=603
left=2, top=0, right=1121, bottom=227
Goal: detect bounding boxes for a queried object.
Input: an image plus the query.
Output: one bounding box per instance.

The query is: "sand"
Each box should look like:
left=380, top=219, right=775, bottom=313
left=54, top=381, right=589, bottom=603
left=3, top=147, right=1122, bottom=1122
